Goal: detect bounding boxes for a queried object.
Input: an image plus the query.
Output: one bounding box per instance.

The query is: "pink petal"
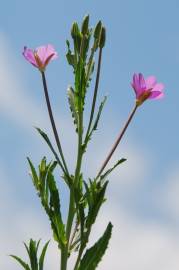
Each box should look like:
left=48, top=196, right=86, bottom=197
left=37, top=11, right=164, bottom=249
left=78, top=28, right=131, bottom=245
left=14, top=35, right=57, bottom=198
left=152, top=83, right=164, bottom=92
left=139, top=73, right=146, bottom=90
left=46, top=44, right=58, bottom=60
left=36, top=46, right=47, bottom=64
left=145, top=76, right=156, bottom=89
left=132, top=73, right=147, bottom=98
left=149, top=91, right=164, bottom=99
left=149, top=83, right=164, bottom=99
left=132, top=74, right=139, bottom=94
left=36, top=44, right=58, bottom=64
left=23, top=47, right=37, bottom=67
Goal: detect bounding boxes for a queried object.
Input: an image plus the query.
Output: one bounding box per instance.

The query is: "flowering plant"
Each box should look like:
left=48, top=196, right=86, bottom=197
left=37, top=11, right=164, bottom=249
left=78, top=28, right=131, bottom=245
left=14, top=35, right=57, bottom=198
left=11, top=15, right=164, bottom=270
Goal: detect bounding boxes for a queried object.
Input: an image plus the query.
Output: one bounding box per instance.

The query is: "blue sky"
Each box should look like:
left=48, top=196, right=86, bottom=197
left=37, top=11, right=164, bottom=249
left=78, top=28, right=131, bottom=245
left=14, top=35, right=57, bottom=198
left=0, top=0, right=179, bottom=269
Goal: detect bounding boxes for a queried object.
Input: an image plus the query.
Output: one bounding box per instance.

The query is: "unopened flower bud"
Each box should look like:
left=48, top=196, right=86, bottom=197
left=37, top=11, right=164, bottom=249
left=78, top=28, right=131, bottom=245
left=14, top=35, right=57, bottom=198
left=81, top=15, right=89, bottom=35
left=94, top=21, right=102, bottom=40
left=99, top=26, right=106, bottom=48
left=71, top=22, right=80, bottom=39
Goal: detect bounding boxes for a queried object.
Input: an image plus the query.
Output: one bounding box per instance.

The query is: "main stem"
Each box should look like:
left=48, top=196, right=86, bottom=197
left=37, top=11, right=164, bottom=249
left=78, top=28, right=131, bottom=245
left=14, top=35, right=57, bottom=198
left=62, top=107, right=83, bottom=270
left=96, top=104, right=138, bottom=179
left=41, top=71, right=69, bottom=176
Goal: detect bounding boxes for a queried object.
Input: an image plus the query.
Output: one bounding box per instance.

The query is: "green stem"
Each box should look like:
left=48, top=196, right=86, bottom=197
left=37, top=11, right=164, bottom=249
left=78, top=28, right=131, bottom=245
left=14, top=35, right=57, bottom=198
left=69, top=219, right=79, bottom=249
left=96, top=104, right=138, bottom=179
left=74, top=223, right=91, bottom=270
left=41, top=72, right=70, bottom=177
left=60, top=248, right=68, bottom=270
left=75, top=113, right=83, bottom=186
left=74, top=249, right=83, bottom=270
left=84, top=47, right=103, bottom=146
left=61, top=102, right=84, bottom=270
left=60, top=189, right=74, bottom=270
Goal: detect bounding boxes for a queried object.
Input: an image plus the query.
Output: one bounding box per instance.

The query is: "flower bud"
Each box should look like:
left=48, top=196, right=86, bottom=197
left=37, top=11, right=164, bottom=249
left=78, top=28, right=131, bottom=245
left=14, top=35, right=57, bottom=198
left=99, top=26, right=106, bottom=48
left=81, top=15, right=89, bottom=35
left=94, top=21, right=102, bottom=39
left=71, top=22, right=80, bottom=39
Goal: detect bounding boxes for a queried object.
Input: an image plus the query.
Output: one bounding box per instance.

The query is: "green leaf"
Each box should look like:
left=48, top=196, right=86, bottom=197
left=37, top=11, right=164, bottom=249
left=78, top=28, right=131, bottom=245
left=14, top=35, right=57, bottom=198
left=78, top=222, right=113, bottom=270
left=73, top=175, right=86, bottom=240
left=67, top=86, right=79, bottom=131
left=11, top=239, right=49, bottom=270
left=48, top=171, right=67, bottom=246
left=85, top=179, right=108, bottom=228
left=29, top=239, right=38, bottom=270
left=39, top=240, right=50, bottom=270
left=27, top=157, right=66, bottom=248
left=10, top=255, right=30, bottom=270
left=66, top=40, right=76, bottom=68
left=100, top=158, right=127, bottom=183
left=27, top=158, right=39, bottom=189
left=35, top=128, right=66, bottom=176
left=75, top=58, right=86, bottom=112
left=92, top=96, right=107, bottom=131
left=84, top=96, right=107, bottom=150
left=23, top=242, right=30, bottom=257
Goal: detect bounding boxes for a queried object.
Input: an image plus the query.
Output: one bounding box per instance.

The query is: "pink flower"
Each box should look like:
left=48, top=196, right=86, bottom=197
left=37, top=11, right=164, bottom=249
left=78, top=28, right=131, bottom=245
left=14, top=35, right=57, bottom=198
left=131, top=73, right=164, bottom=105
left=23, top=44, right=58, bottom=71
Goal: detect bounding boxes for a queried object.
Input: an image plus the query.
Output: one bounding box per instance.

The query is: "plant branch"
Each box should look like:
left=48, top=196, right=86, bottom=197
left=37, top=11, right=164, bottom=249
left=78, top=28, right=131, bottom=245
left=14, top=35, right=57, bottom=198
left=41, top=71, right=69, bottom=177
left=96, top=104, right=138, bottom=179
left=84, top=47, right=103, bottom=146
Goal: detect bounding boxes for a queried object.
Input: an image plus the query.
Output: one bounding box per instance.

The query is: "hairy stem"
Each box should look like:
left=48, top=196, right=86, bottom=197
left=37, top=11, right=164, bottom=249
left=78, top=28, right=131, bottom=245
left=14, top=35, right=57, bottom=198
left=84, top=47, right=103, bottom=146
left=62, top=90, right=84, bottom=270
left=41, top=71, right=69, bottom=177
left=96, top=104, right=138, bottom=179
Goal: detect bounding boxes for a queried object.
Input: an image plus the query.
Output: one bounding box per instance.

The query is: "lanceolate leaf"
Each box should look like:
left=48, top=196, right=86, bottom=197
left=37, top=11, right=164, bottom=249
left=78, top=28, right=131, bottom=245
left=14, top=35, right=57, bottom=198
left=48, top=171, right=67, bottom=246
left=39, top=240, right=50, bottom=270
left=67, top=86, right=79, bottom=131
left=35, top=128, right=65, bottom=175
left=66, top=40, right=76, bottom=68
left=27, top=158, right=39, bottom=189
left=11, top=239, right=50, bottom=270
left=92, top=96, right=107, bottom=131
left=85, top=180, right=108, bottom=228
left=78, top=222, right=113, bottom=270
left=75, top=58, right=86, bottom=112
left=10, top=255, right=30, bottom=270
left=29, top=239, right=38, bottom=270
left=84, top=96, right=107, bottom=149
left=27, top=157, right=66, bottom=248
left=100, top=158, right=127, bottom=183
left=73, top=175, right=86, bottom=240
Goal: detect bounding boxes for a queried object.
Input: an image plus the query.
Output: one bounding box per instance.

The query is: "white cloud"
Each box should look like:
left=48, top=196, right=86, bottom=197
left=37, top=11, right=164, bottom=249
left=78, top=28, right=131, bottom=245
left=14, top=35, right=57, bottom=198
left=155, top=164, right=179, bottom=222
left=2, top=196, right=179, bottom=270
left=84, top=203, right=179, bottom=270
